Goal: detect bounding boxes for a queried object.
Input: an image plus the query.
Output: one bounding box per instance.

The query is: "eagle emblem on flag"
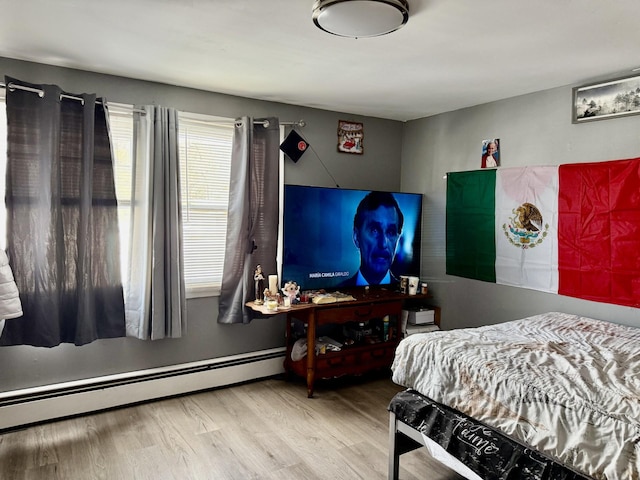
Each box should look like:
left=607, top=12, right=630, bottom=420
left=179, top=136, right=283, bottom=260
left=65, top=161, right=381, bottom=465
left=503, top=202, right=549, bottom=249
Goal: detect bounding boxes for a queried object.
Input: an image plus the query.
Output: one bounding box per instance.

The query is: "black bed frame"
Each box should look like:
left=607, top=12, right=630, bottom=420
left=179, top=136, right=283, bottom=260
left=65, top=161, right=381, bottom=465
left=389, top=410, right=440, bottom=480
left=388, top=389, right=593, bottom=480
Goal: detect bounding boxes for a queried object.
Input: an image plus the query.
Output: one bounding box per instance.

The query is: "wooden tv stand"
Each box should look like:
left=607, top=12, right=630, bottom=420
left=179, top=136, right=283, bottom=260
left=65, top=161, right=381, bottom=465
left=250, top=287, right=438, bottom=397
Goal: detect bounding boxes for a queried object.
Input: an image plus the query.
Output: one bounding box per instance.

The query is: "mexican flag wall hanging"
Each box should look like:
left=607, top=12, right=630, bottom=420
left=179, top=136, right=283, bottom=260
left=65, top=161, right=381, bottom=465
left=446, top=157, right=640, bottom=308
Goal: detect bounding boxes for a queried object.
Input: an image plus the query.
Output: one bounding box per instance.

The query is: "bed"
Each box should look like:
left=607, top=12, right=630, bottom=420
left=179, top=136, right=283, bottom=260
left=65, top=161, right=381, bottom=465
left=389, top=312, right=640, bottom=480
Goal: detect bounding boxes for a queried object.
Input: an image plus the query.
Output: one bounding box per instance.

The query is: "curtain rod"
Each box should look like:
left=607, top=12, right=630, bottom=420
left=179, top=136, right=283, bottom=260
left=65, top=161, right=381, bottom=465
left=0, top=81, right=134, bottom=110
left=0, top=81, right=91, bottom=104
left=0, top=82, right=306, bottom=128
left=260, top=119, right=306, bottom=128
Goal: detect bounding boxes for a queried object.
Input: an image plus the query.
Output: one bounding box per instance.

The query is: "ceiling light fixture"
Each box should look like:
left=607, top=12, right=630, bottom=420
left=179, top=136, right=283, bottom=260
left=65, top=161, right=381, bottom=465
left=312, top=0, right=409, bottom=38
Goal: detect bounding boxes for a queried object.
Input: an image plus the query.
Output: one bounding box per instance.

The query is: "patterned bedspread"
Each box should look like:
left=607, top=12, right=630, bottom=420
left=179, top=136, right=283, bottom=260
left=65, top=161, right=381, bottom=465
left=391, top=312, right=640, bottom=480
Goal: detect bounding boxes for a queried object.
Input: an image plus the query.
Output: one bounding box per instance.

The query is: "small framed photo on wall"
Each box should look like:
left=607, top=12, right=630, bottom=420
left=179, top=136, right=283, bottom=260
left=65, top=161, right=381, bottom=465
left=481, top=139, right=500, bottom=168
left=337, top=120, right=363, bottom=154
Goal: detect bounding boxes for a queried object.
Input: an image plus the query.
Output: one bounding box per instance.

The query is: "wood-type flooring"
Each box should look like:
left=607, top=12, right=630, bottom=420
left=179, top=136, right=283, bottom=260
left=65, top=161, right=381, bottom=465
left=0, top=374, right=465, bottom=480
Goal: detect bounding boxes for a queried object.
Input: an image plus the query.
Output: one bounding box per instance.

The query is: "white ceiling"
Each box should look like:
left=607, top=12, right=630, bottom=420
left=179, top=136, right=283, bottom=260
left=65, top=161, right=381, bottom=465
left=1, top=0, right=640, bottom=121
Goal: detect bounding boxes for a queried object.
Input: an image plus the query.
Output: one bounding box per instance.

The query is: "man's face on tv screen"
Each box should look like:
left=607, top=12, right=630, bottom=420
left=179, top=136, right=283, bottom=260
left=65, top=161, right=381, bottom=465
left=354, top=205, right=400, bottom=283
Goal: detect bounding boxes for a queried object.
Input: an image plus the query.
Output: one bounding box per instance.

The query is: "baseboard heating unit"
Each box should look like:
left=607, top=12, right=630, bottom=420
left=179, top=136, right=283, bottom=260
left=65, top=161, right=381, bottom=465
left=0, top=347, right=286, bottom=431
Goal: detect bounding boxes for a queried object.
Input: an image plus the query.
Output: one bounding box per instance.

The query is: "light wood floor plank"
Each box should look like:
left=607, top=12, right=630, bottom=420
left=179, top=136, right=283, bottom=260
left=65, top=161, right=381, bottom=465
left=0, top=374, right=465, bottom=480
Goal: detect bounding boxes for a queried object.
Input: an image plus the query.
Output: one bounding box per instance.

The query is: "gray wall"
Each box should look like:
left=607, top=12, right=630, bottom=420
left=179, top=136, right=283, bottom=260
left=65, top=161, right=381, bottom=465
left=0, top=58, right=403, bottom=392
left=402, top=86, right=640, bottom=331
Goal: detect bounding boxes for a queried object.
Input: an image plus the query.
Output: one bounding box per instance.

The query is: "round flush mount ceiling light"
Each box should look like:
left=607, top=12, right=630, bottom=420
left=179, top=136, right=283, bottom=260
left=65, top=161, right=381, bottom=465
left=312, top=0, right=410, bottom=38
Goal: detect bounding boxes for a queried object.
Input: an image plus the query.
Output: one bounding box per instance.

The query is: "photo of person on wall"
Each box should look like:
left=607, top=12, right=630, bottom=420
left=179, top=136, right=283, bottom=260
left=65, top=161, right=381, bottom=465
left=481, top=138, right=500, bottom=168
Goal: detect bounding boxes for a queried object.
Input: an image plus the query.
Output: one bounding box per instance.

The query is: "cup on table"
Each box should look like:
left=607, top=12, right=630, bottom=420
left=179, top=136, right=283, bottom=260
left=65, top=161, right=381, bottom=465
left=399, top=276, right=409, bottom=294
left=408, top=276, right=419, bottom=295
left=266, top=299, right=278, bottom=311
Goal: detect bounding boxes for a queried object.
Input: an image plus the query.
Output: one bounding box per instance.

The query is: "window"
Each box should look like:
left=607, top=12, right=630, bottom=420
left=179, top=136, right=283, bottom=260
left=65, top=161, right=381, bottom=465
left=109, top=107, right=134, bottom=284
left=177, top=113, right=233, bottom=297
left=110, top=107, right=233, bottom=298
left=0, top=97, right=234, bottom=298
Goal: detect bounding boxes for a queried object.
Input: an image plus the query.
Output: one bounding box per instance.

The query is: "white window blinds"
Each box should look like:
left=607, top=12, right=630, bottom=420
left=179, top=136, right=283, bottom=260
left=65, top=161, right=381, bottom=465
left=178, top=113, right=233, bottom=297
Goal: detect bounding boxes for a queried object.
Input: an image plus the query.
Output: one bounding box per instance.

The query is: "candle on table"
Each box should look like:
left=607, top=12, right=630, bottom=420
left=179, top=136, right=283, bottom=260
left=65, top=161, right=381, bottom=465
left=269, top=275, right=278, bottom=294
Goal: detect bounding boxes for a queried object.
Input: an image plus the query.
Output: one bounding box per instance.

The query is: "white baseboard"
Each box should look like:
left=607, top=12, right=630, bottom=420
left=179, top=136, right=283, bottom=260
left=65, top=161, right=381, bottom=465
left=0, top=347, right=286, bottom=431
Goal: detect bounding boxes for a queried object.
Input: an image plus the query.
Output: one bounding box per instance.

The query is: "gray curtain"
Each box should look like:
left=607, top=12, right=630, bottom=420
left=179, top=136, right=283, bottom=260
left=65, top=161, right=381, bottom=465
left=218, top=117, right=280, bottom=324
left=124, top=106, right=186, bottom=340
left=0, top=76, right=125, bottom=347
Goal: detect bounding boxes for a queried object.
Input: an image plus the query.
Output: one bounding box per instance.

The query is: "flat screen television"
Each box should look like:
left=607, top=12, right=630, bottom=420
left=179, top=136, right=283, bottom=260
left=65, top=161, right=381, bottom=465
left=281, top=185, right=423, bottom=291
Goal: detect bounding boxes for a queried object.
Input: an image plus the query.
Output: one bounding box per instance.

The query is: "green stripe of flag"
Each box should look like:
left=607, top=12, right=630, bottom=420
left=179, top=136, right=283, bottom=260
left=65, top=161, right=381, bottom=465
left=446, top=169, right=496, bottom=282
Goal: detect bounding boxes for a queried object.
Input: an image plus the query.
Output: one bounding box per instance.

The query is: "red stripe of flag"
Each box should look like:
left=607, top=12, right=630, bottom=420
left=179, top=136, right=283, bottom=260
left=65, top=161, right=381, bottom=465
left=558, top=157, right=640, bottom=308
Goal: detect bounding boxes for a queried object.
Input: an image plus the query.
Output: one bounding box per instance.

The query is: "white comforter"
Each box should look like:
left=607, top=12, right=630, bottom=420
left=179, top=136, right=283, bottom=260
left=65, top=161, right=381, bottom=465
left=391, top=312, right=640, bottom=480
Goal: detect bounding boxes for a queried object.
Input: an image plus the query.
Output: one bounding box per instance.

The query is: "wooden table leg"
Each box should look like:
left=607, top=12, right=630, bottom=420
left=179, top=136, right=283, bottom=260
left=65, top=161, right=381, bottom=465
left=306, top=309, right=316, bottom=397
